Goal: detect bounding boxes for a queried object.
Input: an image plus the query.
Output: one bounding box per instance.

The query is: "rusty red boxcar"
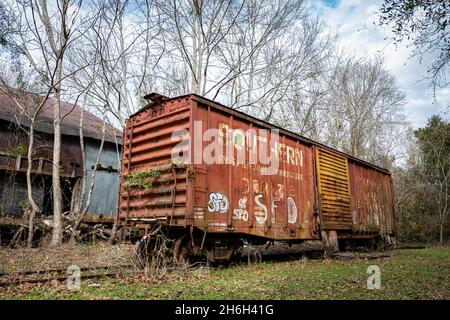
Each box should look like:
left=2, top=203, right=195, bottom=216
left=119, top=93, right=396, bottom=261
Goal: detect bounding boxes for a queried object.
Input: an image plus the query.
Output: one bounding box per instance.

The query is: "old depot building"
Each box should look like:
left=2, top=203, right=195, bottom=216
left=0, top=90, right=122, bottom=235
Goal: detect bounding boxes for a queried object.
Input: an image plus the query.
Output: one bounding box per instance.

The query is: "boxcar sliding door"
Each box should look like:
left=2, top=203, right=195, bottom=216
left=315, top=147, right=352, bottom=230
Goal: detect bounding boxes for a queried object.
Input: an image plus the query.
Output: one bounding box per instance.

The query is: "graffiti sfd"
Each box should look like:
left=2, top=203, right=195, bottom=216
left=233, top=196, right=249, bottom=222
left=366, top=265, right=381, bottom=290
left=67, top=264, right=81, bottom=290
left=254, top=194, right=268, bottom=224
left=208, top=192, right=229, bottom=214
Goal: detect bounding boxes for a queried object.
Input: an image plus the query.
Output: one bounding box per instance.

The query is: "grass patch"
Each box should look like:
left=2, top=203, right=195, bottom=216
left=0, top=247, right=448, bottom=300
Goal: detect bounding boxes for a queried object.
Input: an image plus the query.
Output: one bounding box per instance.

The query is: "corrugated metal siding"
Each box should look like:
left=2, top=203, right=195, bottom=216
left=315, top=147, right=352, bottom=230
left=82, top=140, right=121, bottom=220
left=119, top=98, right=191, bottom=220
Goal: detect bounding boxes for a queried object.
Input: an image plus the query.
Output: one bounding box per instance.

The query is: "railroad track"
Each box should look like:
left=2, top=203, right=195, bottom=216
left=0, top=264, right=135, bottom=287
left=0, top=251, right=309, bottom=287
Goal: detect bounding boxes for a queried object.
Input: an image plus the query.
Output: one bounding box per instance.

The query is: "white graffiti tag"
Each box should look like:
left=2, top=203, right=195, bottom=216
left=287, top=196, right=298, bottom=224
left=255, top=194, right=268, bottom=224
left=208, top=192, right=229, bottom=214
left=233, top=196, right=249, bottom=221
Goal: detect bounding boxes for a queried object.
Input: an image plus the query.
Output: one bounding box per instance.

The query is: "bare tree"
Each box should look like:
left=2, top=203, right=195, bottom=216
left=322, top=56, right=406, bottom=167
left=65, top=0, right=159, bottom=240
left=65, top=0, right=164, bottom=123
left=0, top=0, right=101, bottom=245
left=0, top=78, right=51, bottom=247
left=244, top=17, right=335, bottom=130
left=275, top=76, right=327, bottom=141
left=70, top=99, right=107, bottom=241
left=154, top=0, right=311, bottom=101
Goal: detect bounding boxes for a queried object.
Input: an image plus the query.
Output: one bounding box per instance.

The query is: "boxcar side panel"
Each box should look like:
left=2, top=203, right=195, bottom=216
left=348, top=160, right=395, bottom=235
left=195, top=102, right=318, bottom=240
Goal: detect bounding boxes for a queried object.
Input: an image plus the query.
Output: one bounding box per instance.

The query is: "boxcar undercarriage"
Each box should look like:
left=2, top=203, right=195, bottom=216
left=123, top=222, right=395, bottom=265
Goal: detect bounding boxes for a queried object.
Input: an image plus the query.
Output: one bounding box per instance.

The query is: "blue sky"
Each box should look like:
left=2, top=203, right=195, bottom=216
left=308, top=0, right=449, bottom=128
left=322, top=0, right=340, bottom=8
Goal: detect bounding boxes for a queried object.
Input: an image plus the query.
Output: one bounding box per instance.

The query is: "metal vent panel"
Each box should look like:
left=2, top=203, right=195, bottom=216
left=316, top=148, right=352, bottom=229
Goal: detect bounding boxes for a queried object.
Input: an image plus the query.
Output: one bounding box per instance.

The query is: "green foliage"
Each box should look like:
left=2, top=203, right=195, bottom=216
left=393, top=115, right=450, bottom=243
left=125, top=163, right=188, bottom=191
left=414, top=115, right=450, bottom=181
left=125, top=169, right=161, bottom=191
left=394, top=170, right=443, bottom=242
left=20, top=198, right=30, bottom=211
left=379, top=0, right=450, bottom=87
left=5, top=144, right=27, bottom=157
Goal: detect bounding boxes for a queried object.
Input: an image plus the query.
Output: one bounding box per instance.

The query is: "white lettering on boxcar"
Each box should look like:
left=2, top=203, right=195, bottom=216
left=287, top=197, right=298, bottom=224
left=233, top=196, right=249, bottom=221
left=208, top=192, right=229, bottom=214
left=255, top=194, right=268, bottom=224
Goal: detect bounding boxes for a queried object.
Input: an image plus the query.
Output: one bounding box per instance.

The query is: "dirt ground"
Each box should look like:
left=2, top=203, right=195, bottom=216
left=0, top=239, right=438, bottom=274
left=0, top=242, right=135, bottom=273
left=0, top=240, right=327, bottom=272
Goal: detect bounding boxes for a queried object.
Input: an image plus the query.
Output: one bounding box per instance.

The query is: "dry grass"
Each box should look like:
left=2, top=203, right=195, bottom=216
left=0, top=247, right=448, bottom=300
left=0, top=242, right=135, bottom=273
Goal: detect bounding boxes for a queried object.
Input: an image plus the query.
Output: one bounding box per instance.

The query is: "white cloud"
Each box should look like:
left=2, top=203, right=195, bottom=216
left=309, top=0, right=449, bottom=128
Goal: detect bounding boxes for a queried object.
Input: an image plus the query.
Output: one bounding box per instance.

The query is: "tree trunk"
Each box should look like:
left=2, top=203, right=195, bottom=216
left=109, top=211, right=119, bottom=244
left=51, top=59, right=64, bottom=246
left=109, top=126, right=122, bottom=245
left=26, top=122, right=40, bottom=248
left=70, top=107, right=87, bottom=243
left=440, top=223, right=443, bottom=244
left=27, top=209, right=36, bottom=248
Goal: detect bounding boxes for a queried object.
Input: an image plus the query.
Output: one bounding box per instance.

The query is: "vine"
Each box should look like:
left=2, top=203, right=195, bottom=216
left=125, top=162, right=189, bottom=191
left=6, top=144, right=27, bottom=157
left=172, top=161, right=188, bottom=169
left=126, top=169, right=161, bottom=191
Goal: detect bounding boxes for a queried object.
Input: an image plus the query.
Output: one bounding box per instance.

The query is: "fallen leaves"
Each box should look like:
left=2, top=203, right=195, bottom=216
left=0, top=247, right=448, bottom=300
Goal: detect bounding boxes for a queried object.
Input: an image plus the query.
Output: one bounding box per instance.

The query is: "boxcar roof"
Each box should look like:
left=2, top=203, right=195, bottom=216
left=133, top=93, right=391, bottom=175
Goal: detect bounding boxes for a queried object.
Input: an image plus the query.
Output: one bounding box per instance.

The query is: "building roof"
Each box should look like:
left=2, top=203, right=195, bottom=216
left=0, top=89, right=122, bottom=144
